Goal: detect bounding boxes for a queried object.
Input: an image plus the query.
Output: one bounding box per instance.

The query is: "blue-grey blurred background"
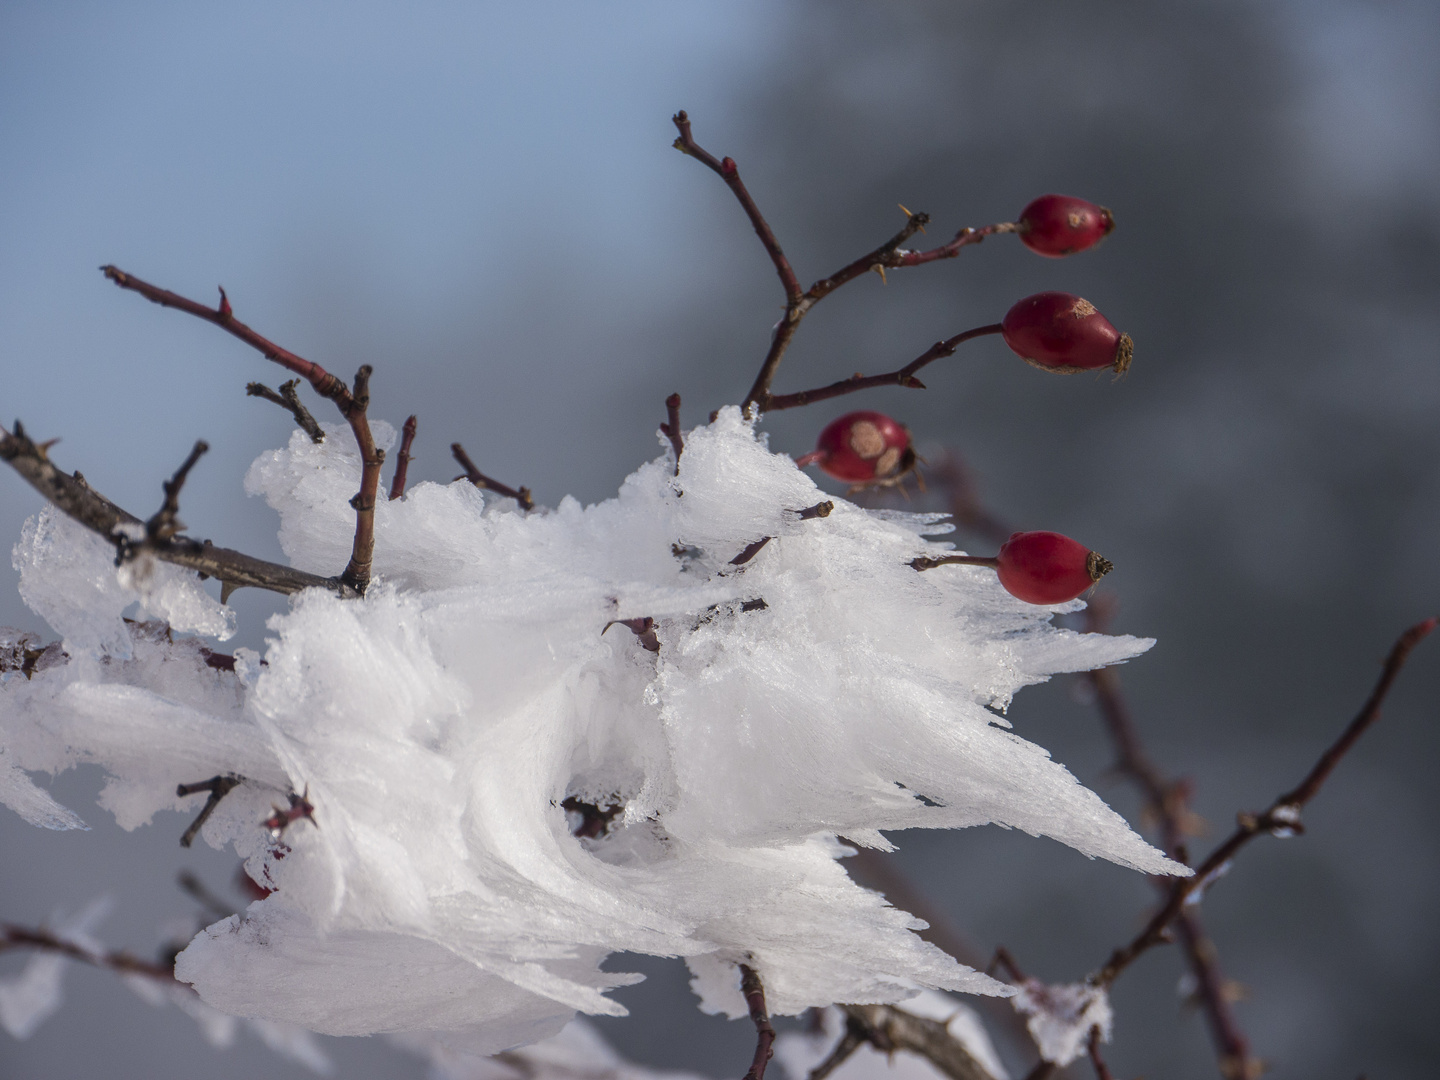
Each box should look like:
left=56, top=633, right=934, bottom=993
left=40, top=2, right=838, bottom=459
left=3, top=2, right=1438, bottom=1078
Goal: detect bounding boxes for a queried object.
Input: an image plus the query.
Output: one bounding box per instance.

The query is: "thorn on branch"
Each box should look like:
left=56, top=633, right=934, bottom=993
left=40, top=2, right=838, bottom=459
left=660, top=393, right=684, bottom=475
left=739, top=964, right=777, bottom=1080
left=451, top=442, right=534, bottom=511
left=389, top=414, right=417, bottom=500
left=247, top=379, right=325, bottom=443
left=176, top=773, right=243, bottom=848
left=145, top=440, right=209, bottom=543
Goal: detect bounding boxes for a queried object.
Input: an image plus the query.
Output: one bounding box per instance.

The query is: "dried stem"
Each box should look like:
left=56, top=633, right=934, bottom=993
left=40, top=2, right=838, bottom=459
left=246, top=379, right=325, bottom=443
left=911, top=554, right=1001, bottom=572
left=672, top=114, right=1011, bottom=415
left=1, top=922, right=175, bottom=981
left=1, top=421, right=352, bottom=599
left=389, top=414, right=417, bottom=500
left=660, top=393, right=684, bottom=475
left=102, top=266, right=384, bottom=593
left=176, top=774, right=243, bottom=848
left=1093, top=617, right=1436, bottom=987
left=451, top=443, right=533, bottom=511
left=147, top=440, right=209, bottom=542
left=739, top=965, right=778, bottom=1080
left=1087, top=1027, right=1115, bottom=1080
left=763, top=324, right=1004, bottom=412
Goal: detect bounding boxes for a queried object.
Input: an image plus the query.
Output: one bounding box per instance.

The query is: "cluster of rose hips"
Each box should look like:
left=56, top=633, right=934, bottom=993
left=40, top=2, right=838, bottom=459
left=797, top=194, right=1122, bottom=605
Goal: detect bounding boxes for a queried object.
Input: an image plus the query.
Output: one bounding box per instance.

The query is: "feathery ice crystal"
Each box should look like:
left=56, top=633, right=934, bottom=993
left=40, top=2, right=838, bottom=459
left=1, top=408, right=1182, bottom=1054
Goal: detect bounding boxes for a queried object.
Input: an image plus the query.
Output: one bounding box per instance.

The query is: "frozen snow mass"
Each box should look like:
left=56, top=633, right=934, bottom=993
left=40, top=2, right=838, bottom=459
left=1, top=406, right=1184, bottom=1055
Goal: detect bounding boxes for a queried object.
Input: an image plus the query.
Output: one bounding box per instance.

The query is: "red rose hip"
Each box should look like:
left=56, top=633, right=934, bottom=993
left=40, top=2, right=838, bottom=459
left=996, top=531, right=1112, bottom=605
left=1002, top=292, right=1133, bottom=374
left=1017, top=194, right=1115, bottom=257
left=797, top=410, right=914, bottom=483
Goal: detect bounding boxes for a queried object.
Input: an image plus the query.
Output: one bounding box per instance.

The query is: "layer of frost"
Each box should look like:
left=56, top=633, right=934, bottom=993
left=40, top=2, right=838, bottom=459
left=1, top=408, right=1181, bottom=1053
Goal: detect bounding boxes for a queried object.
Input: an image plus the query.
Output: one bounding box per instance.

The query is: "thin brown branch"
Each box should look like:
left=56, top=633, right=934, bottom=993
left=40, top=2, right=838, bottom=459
left=739, top=965, right=778, bottom=1080
left=672, top=112, right=801, bottom=304
left=147, top=440, right=208, bottom=542
left=1093, top=617, right=1436, bottom=987
left=176, top=774, right=243, bottom=848
left=1, top=922, right=175, bottom=981
left=911, top=554, right=1001, bottom=572
left=1, top=421, right=353, bottom=599
left=893, top=222, right=1018, bottom=268
left=451, top=442, right=533, bottom=511
left=389, top=414, right=417, bottom=500
left=660, top=393, right=684, bottom=475
left=808, top=1023, right=866, bottom=1080
left=841, top=1003, right=997, bottom=1080
left=103, top=267, right=384, bottom=594
left=247, top=379, right=325, bottom=443
left=804, top=211, right=933, bottom=304
left=1087, top=1027, right=1115, bottom=1080
left=763, top=324, right=1004, bottom=412
left=794, top=500, right=834, bottom=520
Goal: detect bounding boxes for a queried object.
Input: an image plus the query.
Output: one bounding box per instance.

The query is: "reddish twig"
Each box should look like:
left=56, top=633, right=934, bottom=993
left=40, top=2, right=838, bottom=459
left=660, top=393, right=685, bottom=475
left=739, top=965, right=778, bottom=1080
left=893, top=222, right=1018, bottom=268
left=102, top=267, right=384, bottom=593
left=176, top=774, right=243, bottom=849
left=762, top=324, right=1004, bottom=412
left=246, top=379, right=325, bottom=443
left=451, top=443, right=533, bottom=511
left=0, top=923, right=174, bottom=981
left=1093, top=617, right=1436, bottom=987
left=389, top=414, right=417, bottom=500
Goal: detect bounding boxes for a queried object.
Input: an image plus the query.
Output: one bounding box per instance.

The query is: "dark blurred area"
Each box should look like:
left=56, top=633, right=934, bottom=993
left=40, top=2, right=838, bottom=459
left=3, top=2, right=1437, bottom=1079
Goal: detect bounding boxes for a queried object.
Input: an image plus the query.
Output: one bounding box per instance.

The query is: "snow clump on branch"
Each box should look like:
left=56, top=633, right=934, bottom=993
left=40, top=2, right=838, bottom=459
left=0, top=407, right=1183, bottom=1054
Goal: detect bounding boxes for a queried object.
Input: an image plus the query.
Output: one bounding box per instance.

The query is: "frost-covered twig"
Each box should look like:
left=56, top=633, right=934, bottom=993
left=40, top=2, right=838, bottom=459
left=0, top=420, right=351, bottom=599
left=451, top=442, right=534, bottom=510
left=660, top=393, right=684, bottom=475
left=739, top=965, right=777, bottom=1080
left=101, top=266, right=385, bottom=594
left=389, top=414, right=417, bottom=500
left=763, top=325, right=1004, bottom=412
left=247, top=379, right=326, bottom=443
left=1094, top=617, right=1437, bottom=987
left=0, top=921, right=173, bottom=981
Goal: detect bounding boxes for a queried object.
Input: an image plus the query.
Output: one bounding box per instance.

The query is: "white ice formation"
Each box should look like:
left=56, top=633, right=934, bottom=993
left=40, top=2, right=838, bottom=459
left=1, top=408, right=1183, bottom=1055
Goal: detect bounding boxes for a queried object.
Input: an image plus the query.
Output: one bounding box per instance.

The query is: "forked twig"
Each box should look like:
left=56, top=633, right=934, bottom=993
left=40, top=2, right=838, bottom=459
left=451, top=443, right=533, bottom=510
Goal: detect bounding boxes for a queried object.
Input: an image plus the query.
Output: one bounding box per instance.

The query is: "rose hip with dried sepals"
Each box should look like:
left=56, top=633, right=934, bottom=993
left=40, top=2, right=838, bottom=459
left=1017, top=194, right=1115, bottom=258
left=997, top=531, right=1111, bottom=605
left=1002, top=292, right=1133, bottom=374
left=796, top=410, right=915, bottom=484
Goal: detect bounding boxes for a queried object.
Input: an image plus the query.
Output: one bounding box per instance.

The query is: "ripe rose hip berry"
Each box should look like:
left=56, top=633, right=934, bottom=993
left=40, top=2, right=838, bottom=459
left=1002, top=292, right=1133, bottom=374
left=997, top=531, right=1112, bottom=605
left=796, top=410, right=914, bottom=484
left=1017, top=194, right=1115, bottom=257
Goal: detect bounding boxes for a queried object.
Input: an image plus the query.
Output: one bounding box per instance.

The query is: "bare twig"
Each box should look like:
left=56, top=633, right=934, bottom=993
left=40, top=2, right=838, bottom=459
left=451, top=442, right=533, bottom=510
left=763, top=324, right=1004, bottom=412
left=0, top=922, right=174, bottom=981
left=102, top=267, right=385, bottom=593
left=246, top=379, right=325, bottom=443
left=739, top=965, right=778, bottom=1080
left=1087, top=1026, right=1115, bottom=1080
left=1093, top=617, right=1436, bottom=987
left=808, top=1022, right=866, bottom=1080
left=660, top=393, right=684, bottom=475
left=841, top=1003, right=996, bottom=1080
left=1, top=421, right=352, bottom=599
left=146, top=440, right=208, bottom=542
left=730, top=537, right=772, bottom=566
left=176, top=774, right=243, bottom=848
left=911, top=554, right=1001, bottom=572
left=389, top=414, right=417, bottom=500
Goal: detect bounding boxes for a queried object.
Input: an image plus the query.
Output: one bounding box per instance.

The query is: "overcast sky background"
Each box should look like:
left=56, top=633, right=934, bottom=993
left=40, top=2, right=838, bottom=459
left=3, top=3, right=1438, bottom=1079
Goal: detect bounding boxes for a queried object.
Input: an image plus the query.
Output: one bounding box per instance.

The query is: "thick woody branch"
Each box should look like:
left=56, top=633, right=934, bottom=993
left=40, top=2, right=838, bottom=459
left=763, top=324, right=1004, bottom=412
left=247, top=379, right=325, bottom=443
left=389, top=414, right=417, bottom=500
left=1093, top=617, right=1436, bottom=988
left=739, top=965, right=777, bottom=1080
left=1, top=421, right=352, bottom=599
left=1, top=922, right=175, bottom=982
left=102, top=266, right=383, bottom=593
left=452, top=442, right=533, bottom=510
